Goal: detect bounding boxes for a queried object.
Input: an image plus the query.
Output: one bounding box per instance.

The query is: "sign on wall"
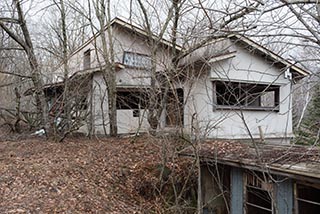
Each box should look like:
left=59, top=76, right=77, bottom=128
left=123, top=52, right=152, bottom=69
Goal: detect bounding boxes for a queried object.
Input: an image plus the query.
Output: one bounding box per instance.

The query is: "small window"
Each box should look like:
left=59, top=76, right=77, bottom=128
left=79, top=96, right=88, bottom=110
left=213, top=81, right=280, bottom=111
left=116, top=90, right=148, bottom=110
left=123, top=51, right=151, bottom=69
left=245, top=172, right=274, bottom=214
left=133, top=109, right=140, bottom=117
left=83, top=49, right=91, bottom=70
left=296, top=183, right=320, bottom=214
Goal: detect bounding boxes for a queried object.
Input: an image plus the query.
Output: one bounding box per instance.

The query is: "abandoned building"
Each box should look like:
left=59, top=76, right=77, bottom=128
left=25, top=17, right=308, bottom=142
left=180, top=141, right=320, bottom=214
left=24, top=17, right=317, bottom=214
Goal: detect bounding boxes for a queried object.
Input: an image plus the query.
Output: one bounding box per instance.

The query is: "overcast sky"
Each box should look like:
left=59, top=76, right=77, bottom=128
left=2, top=0, right=317, bottom=69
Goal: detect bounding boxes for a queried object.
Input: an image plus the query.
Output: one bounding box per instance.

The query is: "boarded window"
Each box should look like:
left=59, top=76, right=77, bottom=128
left=83, top=49, right=91, bottom=69
left=296, top=183, right=320, bottom=214
left=213, top=81, right=280, bottom=111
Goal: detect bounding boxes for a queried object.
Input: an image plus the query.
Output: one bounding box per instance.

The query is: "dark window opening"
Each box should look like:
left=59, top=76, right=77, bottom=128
left=245, top=172, right=273, bottom=214
left=247, top=187, right=272, bottom=214
left=83, top=49, right=91, bottom=70
left=116, top=90, right=149, bottom=110
left=296, top=183, right=320, bottom=214
left=202, top=164, right=230, bottom=214
left=213, top=81, right=280, bottom=111
left=133, top=109, right=140, bottom=117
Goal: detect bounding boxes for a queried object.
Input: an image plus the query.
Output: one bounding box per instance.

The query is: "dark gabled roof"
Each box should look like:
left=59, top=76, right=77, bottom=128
left=69, top=17, right=182, bottom=60
left=24, top=82, right=64, bottom=96
left=111, top=18, right=182, bottom=51
left=42, top=18, right=310, bottom=96
left=69, top=17, right=311, bottom=81
left=229, top=34, right=311, bottom=79
left=179, top=34, right=310, bottom=80
left=24, top=63, right=126, bottom=96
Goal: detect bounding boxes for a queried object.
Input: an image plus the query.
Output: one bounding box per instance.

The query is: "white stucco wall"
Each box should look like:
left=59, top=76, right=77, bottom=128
left=50, top=23, right=171, bottom=81
left=183, top=44, right=293, bottom=143
left=52, top=21, right=295, bottom=142
left=91, top=70, right=151, bottom=135
left=84, top=25, right=173, bottom=135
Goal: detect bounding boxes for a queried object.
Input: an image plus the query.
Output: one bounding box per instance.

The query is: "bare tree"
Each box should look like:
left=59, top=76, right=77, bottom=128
left=99, top=0, right=118, bottom=136
left=0, top=0, right=50, bottom=134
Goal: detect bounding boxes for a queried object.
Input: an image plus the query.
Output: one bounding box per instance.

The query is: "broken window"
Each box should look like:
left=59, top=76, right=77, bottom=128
left=116, top=89, right=149, bottom=110
left=213, top=81, right=280, bottom=111
left=296, top=183, right=320, bottom=214
left=245, top=172, right=274, bottom=214
left=123, top=51, right=151, bottom=69
left=83, top=49, right=91, bottom=70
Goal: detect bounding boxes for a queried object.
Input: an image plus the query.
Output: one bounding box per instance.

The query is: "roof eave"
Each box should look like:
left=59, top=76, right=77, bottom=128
left=112, top=18, right=183, bottom=51
left=229, top=34, right=311, bottom=79
left=195, top=155, right=320, bottom=184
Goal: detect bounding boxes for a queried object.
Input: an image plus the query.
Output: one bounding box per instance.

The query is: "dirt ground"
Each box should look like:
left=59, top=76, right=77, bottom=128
left=0, top=127, right=195, bottom=214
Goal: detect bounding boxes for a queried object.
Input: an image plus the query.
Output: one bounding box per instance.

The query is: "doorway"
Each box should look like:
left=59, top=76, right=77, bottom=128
left=165, top=88, right=184, bottom=127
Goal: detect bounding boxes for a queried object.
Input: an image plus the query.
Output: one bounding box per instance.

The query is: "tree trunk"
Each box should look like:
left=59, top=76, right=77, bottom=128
left=60, top=0, right=72, bottom=135
left=95, top=0, right=117, bottom=136
left=9, top=0, right=50, bottom=134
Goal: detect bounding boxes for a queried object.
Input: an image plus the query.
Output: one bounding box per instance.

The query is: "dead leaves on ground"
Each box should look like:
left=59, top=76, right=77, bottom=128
left=0, top=135, right=194, bottom=213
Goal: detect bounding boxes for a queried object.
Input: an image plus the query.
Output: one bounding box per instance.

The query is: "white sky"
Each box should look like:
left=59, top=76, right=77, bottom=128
left=3, top=0, right=319, bottom=68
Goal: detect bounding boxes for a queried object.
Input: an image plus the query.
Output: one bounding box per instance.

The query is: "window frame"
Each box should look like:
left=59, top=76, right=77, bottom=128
left=83, top=49, right=91, bottom=70
left=294, top=182, right=320, bottom=214
left=244, top=171, right=275, bottom=214
left=122, top=51, right=152, bottom=69
left=116, top=88, right=149, bottom=110
left=212, top=80, right=280, bottom=112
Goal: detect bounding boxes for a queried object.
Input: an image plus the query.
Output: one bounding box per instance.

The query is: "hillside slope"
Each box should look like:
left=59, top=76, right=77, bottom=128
left=0, top=131, right=196, bottom=213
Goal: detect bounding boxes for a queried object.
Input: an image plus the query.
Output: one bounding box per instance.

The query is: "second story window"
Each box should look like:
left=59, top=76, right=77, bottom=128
left=213, top=81, right=280, bottom=111
left=123, top=51, right=151, bottom=69
left=83, top=49, right=91, bottom=70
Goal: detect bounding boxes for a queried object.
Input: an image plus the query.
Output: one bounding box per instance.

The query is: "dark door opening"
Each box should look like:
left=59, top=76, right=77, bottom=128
left=165, top=88, right=184, bottom=127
